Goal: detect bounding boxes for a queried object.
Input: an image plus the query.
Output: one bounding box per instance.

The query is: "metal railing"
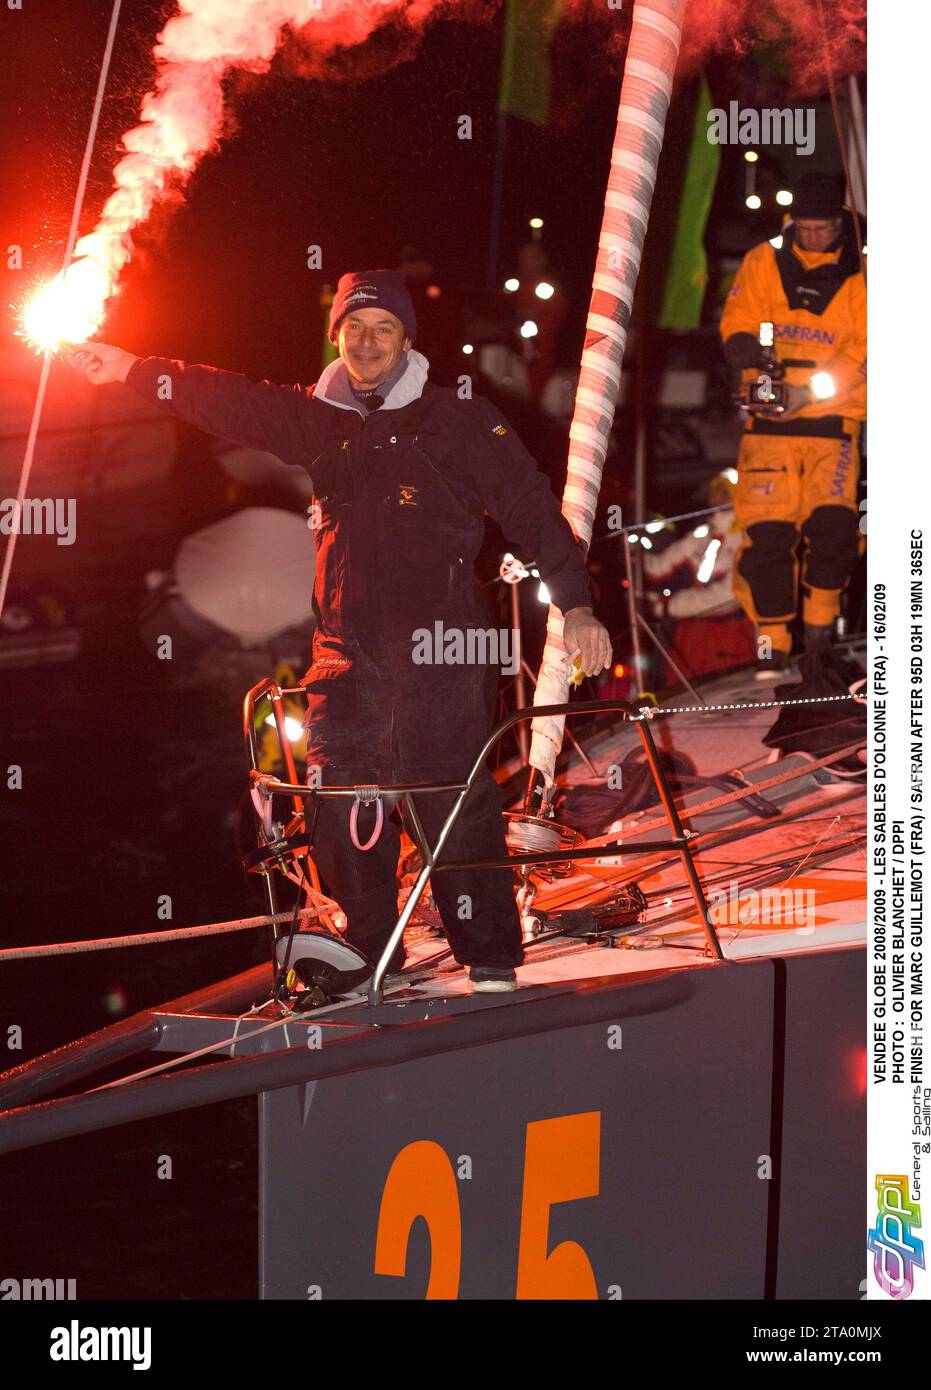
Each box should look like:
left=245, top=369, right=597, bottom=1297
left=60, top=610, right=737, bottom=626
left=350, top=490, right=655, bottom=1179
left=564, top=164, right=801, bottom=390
left=243, top=680, right=725, bottom=1005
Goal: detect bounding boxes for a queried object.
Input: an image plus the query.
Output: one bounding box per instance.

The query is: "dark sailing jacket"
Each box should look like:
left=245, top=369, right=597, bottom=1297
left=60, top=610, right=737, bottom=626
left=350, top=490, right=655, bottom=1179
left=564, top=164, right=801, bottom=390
left=127, top=350, right=592, bottom=658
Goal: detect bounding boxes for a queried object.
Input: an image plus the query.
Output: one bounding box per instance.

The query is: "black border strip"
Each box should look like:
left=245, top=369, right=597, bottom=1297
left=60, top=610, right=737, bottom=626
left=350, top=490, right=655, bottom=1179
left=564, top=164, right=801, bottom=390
left=764, top=957, right=788, bottom=1298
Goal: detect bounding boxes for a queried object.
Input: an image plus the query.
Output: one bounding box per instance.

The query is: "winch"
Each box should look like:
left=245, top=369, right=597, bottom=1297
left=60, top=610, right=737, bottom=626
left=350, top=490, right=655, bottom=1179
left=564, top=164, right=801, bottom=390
left=503, top=811, right=583, bottom=879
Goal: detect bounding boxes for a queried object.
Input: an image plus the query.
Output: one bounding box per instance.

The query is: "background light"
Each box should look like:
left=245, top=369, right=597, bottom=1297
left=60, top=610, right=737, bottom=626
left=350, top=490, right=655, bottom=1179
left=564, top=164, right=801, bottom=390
left=745, top=194, right=762, bottom=210
left=462, top=343, right=474, bottom=354
left=534, top=281, right=555, bottom=300
left=696, top=538, right=721, bottom=583
left=519, top=319, right=538, bottom=338
left=529, top=216, right=544, bottom=229
left=265, top=714, right=303, bottom=742
left=504, top=277, right=519, bottom=292
left=810, top=370, right=836, bottom=400
left=776, top=189, right=793, bottom=206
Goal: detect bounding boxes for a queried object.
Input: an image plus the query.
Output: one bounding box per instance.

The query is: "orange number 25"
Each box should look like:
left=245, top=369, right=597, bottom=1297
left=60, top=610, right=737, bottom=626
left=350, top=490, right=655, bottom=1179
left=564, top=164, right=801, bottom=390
left=516, top=1112, right=600, bottom=1300
left=375, top=1112, right=601, bottom=1299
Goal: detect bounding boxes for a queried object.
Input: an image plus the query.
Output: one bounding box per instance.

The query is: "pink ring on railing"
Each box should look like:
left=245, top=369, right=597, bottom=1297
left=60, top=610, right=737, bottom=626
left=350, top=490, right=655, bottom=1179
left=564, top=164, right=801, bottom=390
left=250, top=785, right=275, bottom=841
left=349, top=789, right=384, bottom=851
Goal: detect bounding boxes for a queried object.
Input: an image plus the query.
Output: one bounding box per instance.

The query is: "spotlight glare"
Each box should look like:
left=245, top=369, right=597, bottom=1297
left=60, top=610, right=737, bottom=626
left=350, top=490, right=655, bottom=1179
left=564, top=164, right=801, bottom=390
left=696, top=537, right=721, bottom=583
left=810, top=370, right=836, bottom=400
left=264, top=714, right=304, bottom=742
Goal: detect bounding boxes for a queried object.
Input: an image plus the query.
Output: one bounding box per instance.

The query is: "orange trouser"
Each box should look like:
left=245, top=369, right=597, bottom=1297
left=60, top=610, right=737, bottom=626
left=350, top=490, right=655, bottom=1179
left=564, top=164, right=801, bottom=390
left=732, top=425, right=861, bottom=654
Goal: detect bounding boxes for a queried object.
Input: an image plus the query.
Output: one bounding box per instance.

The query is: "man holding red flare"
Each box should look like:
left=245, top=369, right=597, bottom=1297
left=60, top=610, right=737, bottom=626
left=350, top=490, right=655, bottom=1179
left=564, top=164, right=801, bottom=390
left=68, top=270, right=611, bottom=991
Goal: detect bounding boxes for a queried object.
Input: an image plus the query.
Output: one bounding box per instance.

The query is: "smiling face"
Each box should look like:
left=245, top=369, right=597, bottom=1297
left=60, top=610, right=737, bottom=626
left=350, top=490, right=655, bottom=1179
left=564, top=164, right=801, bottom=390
left=794, top=216, right=843, bottom=253
left=338, top=308, right=411, bottom=390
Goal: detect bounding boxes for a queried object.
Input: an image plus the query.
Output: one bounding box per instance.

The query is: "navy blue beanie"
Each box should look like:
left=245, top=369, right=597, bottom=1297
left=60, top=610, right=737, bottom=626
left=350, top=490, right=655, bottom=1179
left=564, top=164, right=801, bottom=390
left=328, top=270, right=417, bottom=345
left=792, top=173, right=844, bottom=220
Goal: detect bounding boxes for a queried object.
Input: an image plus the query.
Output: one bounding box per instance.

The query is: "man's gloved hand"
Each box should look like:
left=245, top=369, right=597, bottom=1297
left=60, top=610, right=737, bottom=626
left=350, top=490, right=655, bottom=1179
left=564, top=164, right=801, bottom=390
left=723, top=331, right=768, bottom=371
left=780, top=383, right=813, bottom=418
left=563, top=607, right=613, bottom=677
left=64, top=341, right=138, bottom=386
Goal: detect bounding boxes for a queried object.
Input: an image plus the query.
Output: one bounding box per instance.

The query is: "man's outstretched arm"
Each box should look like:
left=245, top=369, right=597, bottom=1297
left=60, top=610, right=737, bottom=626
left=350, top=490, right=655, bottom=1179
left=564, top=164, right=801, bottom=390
left=66, top=342, right=319, bottom=468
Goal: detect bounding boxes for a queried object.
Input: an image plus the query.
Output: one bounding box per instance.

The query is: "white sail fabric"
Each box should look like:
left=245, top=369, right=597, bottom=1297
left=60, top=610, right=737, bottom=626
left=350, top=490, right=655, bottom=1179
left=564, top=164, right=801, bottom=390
left=175, top=506, right=315, bottom=644
left=213, top=442, right=313, bottom=500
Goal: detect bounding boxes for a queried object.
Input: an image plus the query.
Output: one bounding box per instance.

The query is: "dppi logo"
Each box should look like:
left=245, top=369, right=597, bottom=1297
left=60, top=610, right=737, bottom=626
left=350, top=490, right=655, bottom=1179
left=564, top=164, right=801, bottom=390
left=867, top=1175, right=925, bottom=1297
left=830, top=437, right=854, bottom=499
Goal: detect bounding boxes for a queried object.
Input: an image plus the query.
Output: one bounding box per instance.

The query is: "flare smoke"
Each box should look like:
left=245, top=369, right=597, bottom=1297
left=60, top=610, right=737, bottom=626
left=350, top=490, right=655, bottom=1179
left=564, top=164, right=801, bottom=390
left=23, top=0, right=443, bottom=349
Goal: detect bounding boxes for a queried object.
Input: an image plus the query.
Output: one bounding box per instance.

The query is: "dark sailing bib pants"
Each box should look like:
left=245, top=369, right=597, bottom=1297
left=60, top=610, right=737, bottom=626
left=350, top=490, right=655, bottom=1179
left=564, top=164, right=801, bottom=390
left=301, top=400, right=523, bottom=971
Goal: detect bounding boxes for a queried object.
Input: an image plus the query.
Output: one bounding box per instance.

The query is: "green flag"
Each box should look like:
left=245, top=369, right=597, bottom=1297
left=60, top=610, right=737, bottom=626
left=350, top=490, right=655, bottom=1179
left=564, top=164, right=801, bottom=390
left=658, top=76, right=721, bottom=329
left=498, top=0, right=568, bottom=126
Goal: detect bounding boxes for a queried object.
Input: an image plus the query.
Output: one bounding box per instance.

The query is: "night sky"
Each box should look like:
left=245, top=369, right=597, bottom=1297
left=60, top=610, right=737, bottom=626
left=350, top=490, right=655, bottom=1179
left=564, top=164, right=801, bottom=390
left=1, top=0, right=625, bottom=381
left=1, top=0, right=860, bottom=383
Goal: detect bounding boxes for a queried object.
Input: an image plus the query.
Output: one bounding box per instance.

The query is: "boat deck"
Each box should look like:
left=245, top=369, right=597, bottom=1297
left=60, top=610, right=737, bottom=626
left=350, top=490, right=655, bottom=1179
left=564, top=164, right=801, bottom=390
left=300, top=648, right=867, bottom=1015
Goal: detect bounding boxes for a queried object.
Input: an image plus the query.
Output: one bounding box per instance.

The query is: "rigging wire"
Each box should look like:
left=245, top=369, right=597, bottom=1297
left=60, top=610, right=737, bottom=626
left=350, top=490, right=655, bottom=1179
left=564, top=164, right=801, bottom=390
left=0, top=0, right=125, bottom=622
left=815, top=0, right=866, bottom=278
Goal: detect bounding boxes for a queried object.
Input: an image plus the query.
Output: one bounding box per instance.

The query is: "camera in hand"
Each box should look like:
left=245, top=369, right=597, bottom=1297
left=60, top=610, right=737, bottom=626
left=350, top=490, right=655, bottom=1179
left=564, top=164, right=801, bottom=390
left=740, top=321, right=787, bottom=413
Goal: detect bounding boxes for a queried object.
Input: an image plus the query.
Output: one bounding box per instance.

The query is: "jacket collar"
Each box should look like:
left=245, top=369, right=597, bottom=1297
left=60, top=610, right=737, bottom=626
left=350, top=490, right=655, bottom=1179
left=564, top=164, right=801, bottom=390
left=313, top=349, right=430, bottom=415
